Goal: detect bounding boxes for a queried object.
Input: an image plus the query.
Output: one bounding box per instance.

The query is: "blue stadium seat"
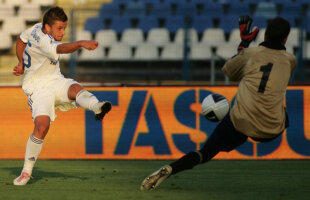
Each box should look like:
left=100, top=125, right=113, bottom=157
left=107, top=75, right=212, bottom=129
left=123, top=1, right=145, bottom=18
left=110, top=17, right=132, bottom=34
left=164, top=0, right=188, bottom=6
left=99, top=3, right=119, bottom=18
left=252, top=16, right=268, bottom=28
left=175, top=2, right=196, bottom=17
left=149, top=2, right=172, bottom=18
left=138, top=16, right=158, bottom=33
left=247, top=0, right=265, bottom=5
left=190, top=0, right=214, bottom=5
left=271, top=0, right=292, bottom=4
left=165, top=16, right=185, bottom=34
left=188, top=0, right=213, bottom=16
left=191, top=16, right=213, bottom=34
left=283, top=16, right=296, bottom=27
left=297, top=0, right=310, bottom=5
left=279, top=2, right=303, bottom=21
left=305, top=16, right=310, bottom=34
left=218, top=16, right=239, bottom=34
left=227, top=1, right=250, bottom=16
left=140, top=0, right=155, bottom=4
left=201, top=2, right=224, bottom=18
left=254, top=2, right=277, bottom=19
left=111, top=0, right=128, bottom=6
left=84, top=17, right=105, bottom=34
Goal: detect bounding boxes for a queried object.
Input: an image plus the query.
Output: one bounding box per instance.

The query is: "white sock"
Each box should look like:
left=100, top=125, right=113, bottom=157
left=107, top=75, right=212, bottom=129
left=22, top=134, right=44, bottom=175
left=75, top=90, right=99, bottom=112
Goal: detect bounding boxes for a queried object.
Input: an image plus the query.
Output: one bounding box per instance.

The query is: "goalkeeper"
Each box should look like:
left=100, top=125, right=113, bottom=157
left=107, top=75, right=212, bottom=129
left=141, top=16, right=296, bottom=190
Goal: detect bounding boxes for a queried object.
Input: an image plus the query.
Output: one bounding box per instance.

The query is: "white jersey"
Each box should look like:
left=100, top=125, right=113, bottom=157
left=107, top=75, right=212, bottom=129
left=20, top=23, right=64, bottom=95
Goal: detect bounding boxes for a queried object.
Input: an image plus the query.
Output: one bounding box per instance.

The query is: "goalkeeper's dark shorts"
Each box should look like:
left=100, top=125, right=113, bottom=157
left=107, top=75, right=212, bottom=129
left=198, top=111, right=288, bottom=162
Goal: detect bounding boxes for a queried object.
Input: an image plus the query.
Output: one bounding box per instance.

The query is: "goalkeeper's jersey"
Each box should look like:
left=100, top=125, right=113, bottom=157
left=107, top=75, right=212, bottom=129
left=222, top=41, right=297, bottom=138
left=19, top=23, right=64, bottom=94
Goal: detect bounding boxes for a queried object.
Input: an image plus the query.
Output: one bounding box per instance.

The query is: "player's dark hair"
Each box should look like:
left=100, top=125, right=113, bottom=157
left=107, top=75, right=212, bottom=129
left=43, top=6, right=68, bottom=27
left=265, top=17, right=290, bottom=44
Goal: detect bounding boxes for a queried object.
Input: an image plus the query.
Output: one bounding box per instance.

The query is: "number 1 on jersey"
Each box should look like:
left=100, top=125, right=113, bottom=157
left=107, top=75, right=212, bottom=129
left=258, top=63, right=273, bottom=93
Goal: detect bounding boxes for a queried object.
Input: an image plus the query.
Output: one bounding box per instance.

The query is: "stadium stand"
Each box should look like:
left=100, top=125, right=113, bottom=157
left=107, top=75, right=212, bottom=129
left=31, top=0, right=56, bottom=7
left=0, top=3, right=15, bottom=20
left=19, top=4, right=42, bottom=21
left=0, top=31, right=13, bottom=50
left=287, top=28, right=301, bottom=48
left=79, top=47, right=105, bottom=61
left=174, top=28, right=198, bottom=45
left=216, top=44, right=237, bottom=60
left=218, top=15, right=240, bottom=35
left=121, top=28, right=144, bottom=47
left=1, top=0, right=310, bottom=85
left=161, top=43, right=183, bottom=60
left=200, top=28, right=226, bottom=48
left=305, top=41, right=310, bottom=59
left=189, top=43, right=212, bottom=60
left=254, top=1, right=277, bottom=19
left=107, top=43, right=132, bottom=60
left=134, top=43, right=159, bottom=60
left=138, top=16, right=158, bottom=34
left=5, top=0, right=29, bottom=7
left=191, top=16, right=213, bottom=35
left=109, top=16, right=132, bottom=34
left=76, top=29, right=92, bottom=41
left=146, top=28, right=170, bottom=47
left=3, top=17, right=26, bottom=36
left=227, top=28, right=241, bottom=46
left=226, top=1, right=250, bottom=17
left=200, top=1, right=224, bottom=19
left=95, top=29, right=117, bottom=48
left=84, top=17, right=106, bottom=34
left=123, top=1, right=144, bottom=18
left=165, top=16, right=185, bottom=34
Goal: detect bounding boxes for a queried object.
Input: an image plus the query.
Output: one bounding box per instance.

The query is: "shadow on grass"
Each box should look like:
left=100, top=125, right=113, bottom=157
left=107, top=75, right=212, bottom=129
left=3, top=167, right=89, bottom=185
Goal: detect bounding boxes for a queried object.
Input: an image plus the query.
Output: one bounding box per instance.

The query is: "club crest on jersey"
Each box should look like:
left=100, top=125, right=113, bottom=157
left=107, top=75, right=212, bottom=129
left=50, top=59, right=58, bottom=65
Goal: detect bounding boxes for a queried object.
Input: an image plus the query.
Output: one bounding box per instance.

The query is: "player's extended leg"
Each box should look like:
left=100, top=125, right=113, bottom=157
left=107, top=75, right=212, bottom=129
left=68, top=84, right=111, bottom=120
left=140, top=114, right=248, bottom=190
left=13, top=116, right=50, bottom=186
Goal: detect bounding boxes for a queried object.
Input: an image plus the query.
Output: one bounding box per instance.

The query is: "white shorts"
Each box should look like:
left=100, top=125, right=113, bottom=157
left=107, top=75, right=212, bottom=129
left=26, top=77, right=79, bottom=122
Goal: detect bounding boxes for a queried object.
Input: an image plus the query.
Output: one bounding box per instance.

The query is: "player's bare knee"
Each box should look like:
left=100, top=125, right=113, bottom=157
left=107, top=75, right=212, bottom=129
left=34, top=123, right=49, bottom=139
left=68, top=84, right=83, bottom=100
left=34, top=116, right=50, bottom=139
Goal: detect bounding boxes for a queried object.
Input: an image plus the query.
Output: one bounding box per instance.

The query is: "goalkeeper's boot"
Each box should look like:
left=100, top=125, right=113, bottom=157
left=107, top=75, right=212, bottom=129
left=140, top=165, right=172, bottom=190
left=94, top=101, right=112, bottom=121
left=13, top=171, right=32, bottom=186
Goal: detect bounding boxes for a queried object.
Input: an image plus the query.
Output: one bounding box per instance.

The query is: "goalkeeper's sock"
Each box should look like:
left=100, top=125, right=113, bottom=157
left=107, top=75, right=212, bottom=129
left=170, top=151, right=202, bottom=175
left=76, top=89, right=100, bottom=112
left=22, top=134, right=44, bottom=175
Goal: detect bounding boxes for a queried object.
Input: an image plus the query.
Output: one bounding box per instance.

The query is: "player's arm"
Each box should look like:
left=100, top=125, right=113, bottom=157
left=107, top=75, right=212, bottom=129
left=56, top=40, right=98, bottom=54
left=13, top=37, right=27, bottom=76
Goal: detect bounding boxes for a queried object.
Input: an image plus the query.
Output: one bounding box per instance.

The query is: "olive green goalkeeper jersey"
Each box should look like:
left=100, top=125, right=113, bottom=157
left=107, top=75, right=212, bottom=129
left=222, top=42, right=297, bottom=138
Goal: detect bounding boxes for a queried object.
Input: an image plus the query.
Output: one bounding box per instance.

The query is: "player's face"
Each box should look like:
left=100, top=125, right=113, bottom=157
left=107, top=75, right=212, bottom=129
left=48, top=20, right=67, bottom=41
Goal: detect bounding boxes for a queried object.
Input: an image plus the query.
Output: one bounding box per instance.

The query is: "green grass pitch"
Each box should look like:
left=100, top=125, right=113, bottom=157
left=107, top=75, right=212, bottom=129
left=0, top=160, right=310, bottom=200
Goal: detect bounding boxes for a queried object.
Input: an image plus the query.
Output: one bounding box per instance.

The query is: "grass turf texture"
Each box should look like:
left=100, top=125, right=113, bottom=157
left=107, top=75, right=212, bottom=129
left=0, top=160, right=310, bottom=200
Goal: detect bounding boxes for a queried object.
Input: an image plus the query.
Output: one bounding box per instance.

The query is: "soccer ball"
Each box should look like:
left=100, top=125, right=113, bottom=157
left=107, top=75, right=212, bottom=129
left=201, top=93, right=230, bottom=122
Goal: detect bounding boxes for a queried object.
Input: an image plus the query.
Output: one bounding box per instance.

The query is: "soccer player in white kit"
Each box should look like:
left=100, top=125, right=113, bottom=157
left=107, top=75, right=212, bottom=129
left=12, top=6, right=111, bottom=185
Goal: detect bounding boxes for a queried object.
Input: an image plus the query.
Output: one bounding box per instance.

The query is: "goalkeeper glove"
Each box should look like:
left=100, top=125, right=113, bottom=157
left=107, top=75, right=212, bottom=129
left=238, top=15, right=259, bottom=51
